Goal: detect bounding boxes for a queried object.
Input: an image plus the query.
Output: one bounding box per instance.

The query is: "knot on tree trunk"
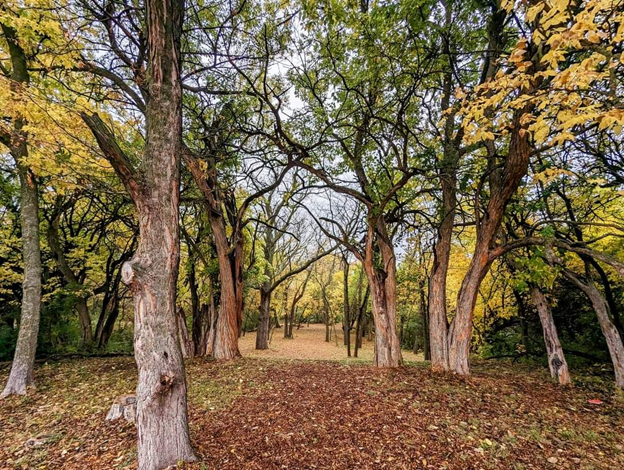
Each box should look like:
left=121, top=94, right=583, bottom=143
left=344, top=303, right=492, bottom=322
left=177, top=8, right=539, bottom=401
left=121, top=261, right=142, bottom=289
left=157, top=373, right=177, bottom=394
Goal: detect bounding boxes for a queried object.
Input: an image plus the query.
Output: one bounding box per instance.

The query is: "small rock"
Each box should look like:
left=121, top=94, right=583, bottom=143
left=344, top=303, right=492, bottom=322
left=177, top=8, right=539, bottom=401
left=547, top=457, right=558, bottom=464
left=25, top=434, right=52, bottom=448
left=106, top=394, right=137, bottom=423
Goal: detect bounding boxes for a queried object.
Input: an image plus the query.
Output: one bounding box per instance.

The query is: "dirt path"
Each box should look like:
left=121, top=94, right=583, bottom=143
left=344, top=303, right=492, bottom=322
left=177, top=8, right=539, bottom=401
left=239, top=323, right=423, bottom=363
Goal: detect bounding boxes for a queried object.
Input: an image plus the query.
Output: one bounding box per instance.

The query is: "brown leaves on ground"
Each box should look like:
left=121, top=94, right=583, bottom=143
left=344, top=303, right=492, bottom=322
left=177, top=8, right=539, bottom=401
left=1, top=357, right=623, bottom=470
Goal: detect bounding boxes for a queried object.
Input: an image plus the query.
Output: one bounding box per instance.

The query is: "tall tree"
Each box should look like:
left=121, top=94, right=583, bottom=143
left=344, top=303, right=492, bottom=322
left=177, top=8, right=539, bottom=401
left=427, top=0, right=506, bottom=371
left=0, top=18, right=41, bottom=397
left=80, top=0, right=196, bottom=467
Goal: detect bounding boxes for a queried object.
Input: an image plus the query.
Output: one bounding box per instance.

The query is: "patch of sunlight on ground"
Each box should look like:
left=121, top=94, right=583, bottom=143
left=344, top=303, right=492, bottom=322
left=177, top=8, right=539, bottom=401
left=239, top=323, right=424, bottom=363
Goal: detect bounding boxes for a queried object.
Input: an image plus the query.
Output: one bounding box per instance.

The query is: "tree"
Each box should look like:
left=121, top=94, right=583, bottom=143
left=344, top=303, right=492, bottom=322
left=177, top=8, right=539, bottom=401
left=438, top=0, right=624, bottom=375
left=80, top=0, right=196, bottom=467
left=1, top=7, right=42, bottom=398
left=530, top=286, right=571, bottom=385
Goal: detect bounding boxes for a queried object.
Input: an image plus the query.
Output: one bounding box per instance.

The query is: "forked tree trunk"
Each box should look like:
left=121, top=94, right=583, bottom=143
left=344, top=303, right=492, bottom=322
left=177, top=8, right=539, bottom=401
left=530, top=286, right=571, bottom=385
left=82, top=1, right=196, bottom=467
left=448, top=104, right=531, bottom=375
left=428, top=177, right=454, bottom=369
left=97, top=291, right=120, bottom=348
left=184, top=155, right=241, bottom=360
left=362, top=223, right=402, bottom=367
left=564, top=271, right=624, bottom=388
left=427, top=0, right=460, bottom=372
left=1, top=21, right=42, bottom=398
left=2, top=161, right=42, bottom=398
left=256, top=288, right=271, bottom=349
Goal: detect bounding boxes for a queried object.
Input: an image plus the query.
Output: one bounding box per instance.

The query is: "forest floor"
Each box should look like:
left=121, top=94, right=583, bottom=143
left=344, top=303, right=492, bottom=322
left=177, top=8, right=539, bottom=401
left=1, top=326, right=623, bottom=470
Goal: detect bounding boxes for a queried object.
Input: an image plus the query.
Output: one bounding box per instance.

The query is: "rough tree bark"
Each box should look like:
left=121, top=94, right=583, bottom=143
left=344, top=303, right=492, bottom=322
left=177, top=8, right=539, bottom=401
left=530, top=286, right=571, bottom=385
left=1, top=21, right=43, bottom=398
left=183, top=154, right=241, bottom=360
left=427, top=0, right=459, bottom=372
left=82, top=1, right=196, bottom=467
left=211, top=218, right=241, bottom=360
left=362, top=221, right=403, bottom=367
left=448, top=107, right=532, bottom=375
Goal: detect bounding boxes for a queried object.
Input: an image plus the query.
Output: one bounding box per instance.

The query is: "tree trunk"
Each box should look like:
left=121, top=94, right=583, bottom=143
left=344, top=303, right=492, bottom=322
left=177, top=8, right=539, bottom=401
left=449, top=240, right=492, bottom=374
left=428, top=143, right=456, bottom=369
left=366, top=271, right=403, bottom=367
left=530, top=286, right=571, bottom=385
left=354, top=311, right=361, bottom=358
left=76, top=299, right=93, bottom=346
left=188, top=263, right=207, bottom=356
left=176, top=307, right=194, bottom=358
left=205, top=301, right=218, bottom=357
left=210, top=218, right=241, bottom=360
left=2, top=161, right=42, bottom=397
left=420, top=280, right=430, bottom=360
left=183, top=153, right=243, bottom=360
left=83, top=2, right=196, bottom=467
left=233, top=237, right=245, bottom=337
left=590, top=259, right=624, bottom=341
left=343, top=258, right=351, bottom=356
left=97, top=291, right=120, bottom=348
left=283, top=286, right=289, bottom=339
left=256, top=288, right=271, bottom=349
left=448, top=103, right=531, bottom=375
left=427, top=0, right=460, bottom=372
left=95, top=246, right=132, bottom=348
left=564, top=271, right=624, bottom=388
left=362, top=222, right=403, bottom=367
left=1, top=20, right=42, bottom=398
